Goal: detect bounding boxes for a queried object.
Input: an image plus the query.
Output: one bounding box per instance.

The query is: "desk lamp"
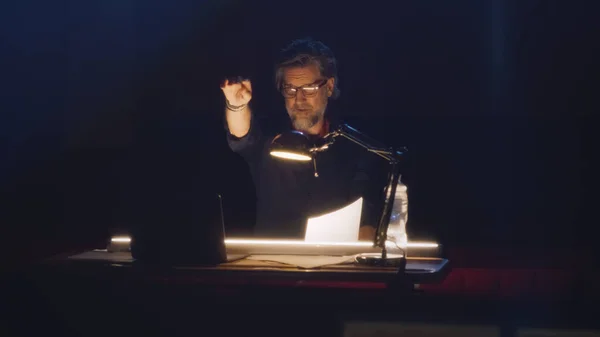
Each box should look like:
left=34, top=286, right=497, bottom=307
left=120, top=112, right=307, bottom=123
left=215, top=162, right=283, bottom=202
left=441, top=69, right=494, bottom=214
left=270, top=124, right=407, bottom=267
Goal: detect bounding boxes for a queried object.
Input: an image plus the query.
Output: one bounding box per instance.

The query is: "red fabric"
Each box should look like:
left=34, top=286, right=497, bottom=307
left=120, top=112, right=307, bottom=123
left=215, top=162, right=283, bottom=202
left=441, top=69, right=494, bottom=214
left=319, top=119, right=330, bottom=137
left=418, top=268, right=599, bottom=299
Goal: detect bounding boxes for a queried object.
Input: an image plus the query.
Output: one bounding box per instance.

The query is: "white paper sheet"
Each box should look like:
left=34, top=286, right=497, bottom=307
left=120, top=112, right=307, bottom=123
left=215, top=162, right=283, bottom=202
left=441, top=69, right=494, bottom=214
left=246, top=255, right=356, bottom=268
left=304, top=197, right=363, bottom=242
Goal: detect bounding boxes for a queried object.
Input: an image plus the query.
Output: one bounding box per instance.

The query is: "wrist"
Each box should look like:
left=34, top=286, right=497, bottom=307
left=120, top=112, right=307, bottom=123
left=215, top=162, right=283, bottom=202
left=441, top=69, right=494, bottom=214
left=226, top=99, right=247, bottom=112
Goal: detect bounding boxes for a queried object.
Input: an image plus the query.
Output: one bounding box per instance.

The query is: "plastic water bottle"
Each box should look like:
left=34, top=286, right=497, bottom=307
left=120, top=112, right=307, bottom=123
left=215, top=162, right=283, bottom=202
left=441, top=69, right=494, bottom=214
left=387, top=182, right=408, bottom=250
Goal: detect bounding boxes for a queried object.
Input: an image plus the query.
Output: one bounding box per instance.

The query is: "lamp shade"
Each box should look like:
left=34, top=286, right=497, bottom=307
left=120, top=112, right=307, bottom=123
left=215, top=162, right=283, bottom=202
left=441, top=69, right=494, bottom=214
left=269, top=131, right=313, bottom=161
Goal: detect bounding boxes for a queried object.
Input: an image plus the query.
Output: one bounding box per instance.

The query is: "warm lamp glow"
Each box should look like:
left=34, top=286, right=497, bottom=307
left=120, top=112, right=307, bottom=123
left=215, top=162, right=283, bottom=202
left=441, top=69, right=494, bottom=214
left=268, top=131, right=314, bottom=162
left=270, top=151, right=312, bottom=161
left=111, top=236, right=131, bottom=243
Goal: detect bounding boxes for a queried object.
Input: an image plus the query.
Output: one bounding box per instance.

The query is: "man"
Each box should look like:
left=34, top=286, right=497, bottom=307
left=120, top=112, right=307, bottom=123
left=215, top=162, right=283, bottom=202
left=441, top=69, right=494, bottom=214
left=221, top=38, right=386, bottom=239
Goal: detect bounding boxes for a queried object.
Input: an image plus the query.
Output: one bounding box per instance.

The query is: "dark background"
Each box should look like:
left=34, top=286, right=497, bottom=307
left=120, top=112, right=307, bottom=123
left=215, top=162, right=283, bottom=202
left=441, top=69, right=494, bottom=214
left=1, top=0, right=596, bottom=263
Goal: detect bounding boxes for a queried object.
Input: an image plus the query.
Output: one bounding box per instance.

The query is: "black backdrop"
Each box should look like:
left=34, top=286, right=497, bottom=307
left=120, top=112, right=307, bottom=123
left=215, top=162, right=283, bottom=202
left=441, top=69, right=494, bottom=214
left=1, top=0, right=596, bottom=260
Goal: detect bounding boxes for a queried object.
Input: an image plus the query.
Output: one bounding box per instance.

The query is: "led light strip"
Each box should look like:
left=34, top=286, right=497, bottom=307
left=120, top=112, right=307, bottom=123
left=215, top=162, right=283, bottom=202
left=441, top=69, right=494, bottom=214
left=110, top=236, right=438, bottom=249
left=225, top=238, right=438, bottom=248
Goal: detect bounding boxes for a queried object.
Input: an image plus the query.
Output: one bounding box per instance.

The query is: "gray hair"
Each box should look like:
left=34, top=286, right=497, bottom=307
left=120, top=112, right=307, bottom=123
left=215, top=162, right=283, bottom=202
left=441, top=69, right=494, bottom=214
left=274, top=38, right=340, bottom=99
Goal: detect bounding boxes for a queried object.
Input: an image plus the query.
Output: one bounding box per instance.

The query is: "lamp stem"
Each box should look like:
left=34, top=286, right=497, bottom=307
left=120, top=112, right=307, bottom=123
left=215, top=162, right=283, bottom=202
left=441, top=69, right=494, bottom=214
left=375, top=161, right=400, bottom=246
left=312, top=155, right=319, bottom=178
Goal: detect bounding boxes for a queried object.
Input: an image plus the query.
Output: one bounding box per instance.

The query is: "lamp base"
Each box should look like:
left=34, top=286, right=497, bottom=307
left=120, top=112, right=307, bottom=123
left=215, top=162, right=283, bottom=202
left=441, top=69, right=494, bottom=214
left=355, top=253, right=406, bottom=268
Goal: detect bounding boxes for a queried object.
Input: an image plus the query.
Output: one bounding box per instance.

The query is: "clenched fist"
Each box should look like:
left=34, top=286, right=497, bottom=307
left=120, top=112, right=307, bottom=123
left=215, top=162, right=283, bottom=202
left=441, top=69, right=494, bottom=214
left=220, top=77, right=252, bottom=107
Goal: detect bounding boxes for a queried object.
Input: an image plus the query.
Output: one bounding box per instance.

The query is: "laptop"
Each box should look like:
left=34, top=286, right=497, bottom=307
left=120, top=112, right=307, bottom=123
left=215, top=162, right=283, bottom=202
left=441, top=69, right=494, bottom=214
left=129, top=191, right=247, bottom=266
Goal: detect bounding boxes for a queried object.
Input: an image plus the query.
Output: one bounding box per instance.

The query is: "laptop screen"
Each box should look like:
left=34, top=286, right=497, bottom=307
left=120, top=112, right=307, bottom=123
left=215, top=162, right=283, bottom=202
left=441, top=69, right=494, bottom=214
left=128, top=187, right=227, bottom=265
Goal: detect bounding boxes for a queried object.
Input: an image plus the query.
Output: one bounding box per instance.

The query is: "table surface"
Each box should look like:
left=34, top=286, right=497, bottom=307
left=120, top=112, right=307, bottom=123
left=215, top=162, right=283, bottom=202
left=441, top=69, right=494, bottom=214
left=41, top=249, right=450, bottom=285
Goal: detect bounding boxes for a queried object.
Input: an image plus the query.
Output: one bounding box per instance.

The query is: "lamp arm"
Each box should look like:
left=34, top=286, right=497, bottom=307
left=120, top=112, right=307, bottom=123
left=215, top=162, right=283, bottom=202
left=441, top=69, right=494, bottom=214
left=324, top=124, right=405, bottom=254
left=326, top=124, right=405, bottom=161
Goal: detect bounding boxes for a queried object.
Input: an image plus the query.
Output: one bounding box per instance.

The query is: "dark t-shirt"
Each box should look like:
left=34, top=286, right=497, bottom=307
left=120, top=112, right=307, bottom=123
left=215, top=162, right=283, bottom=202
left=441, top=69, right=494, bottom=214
left=226, top=113, right=387, bottom=238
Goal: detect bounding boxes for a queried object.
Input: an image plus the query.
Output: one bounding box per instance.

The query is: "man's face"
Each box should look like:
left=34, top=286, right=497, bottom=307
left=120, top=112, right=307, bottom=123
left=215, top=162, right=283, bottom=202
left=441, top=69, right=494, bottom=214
left=282, top=64, right=334, bottom=133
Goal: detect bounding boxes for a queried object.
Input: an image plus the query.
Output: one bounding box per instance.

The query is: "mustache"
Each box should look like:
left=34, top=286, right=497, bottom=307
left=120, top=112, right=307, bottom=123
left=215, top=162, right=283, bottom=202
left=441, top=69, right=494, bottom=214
left=292, top=105, right=313, bottom=111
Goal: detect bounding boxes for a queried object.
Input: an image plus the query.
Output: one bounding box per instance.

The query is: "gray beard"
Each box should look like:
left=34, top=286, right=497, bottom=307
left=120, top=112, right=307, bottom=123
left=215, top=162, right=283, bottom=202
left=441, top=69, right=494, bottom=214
left=291, top=109, right=325, bottom=132
left=292, top=115, right=320, bottom=132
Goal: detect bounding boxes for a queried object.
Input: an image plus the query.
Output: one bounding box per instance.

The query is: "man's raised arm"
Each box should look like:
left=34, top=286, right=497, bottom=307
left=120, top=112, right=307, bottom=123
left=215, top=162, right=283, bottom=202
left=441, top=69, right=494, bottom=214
left=220, top=77, right=266, bottom=163
left=221, top=78, right=252, bottom=138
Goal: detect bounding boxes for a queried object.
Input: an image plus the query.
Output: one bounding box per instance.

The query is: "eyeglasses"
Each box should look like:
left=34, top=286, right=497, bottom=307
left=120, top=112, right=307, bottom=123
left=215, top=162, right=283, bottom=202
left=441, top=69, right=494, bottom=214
left=281, top=79, right=328, bottom=98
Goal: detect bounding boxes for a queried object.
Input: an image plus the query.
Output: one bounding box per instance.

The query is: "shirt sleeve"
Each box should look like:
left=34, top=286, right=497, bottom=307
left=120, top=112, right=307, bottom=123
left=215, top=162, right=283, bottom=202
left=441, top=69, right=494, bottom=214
left=224, top=112, right=265, bottom=163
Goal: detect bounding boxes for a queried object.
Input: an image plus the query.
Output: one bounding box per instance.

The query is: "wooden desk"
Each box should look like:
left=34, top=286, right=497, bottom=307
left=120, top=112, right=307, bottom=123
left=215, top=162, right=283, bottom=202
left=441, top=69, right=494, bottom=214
left=42, top=249, right=449, bottom=286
